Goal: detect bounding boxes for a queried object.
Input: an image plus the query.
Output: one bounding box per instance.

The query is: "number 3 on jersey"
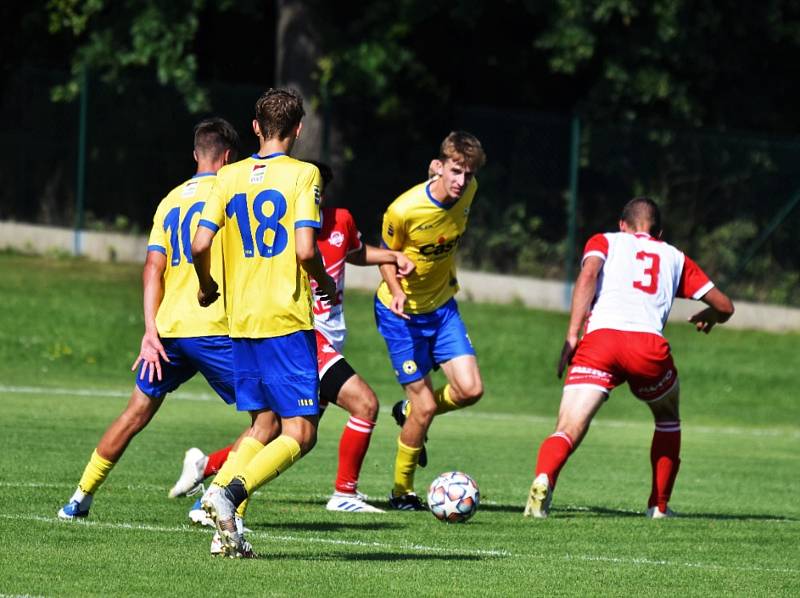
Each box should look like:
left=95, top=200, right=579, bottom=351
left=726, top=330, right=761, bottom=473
left=226, top=190, right=289, bottom=258
left=633, top=251, right=660, bottom=294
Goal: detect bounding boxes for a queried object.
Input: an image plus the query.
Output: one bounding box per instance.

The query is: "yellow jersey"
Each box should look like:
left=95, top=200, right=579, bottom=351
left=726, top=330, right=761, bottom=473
left=146, top=173, right=228, bottom=338
left=199, top=153, right=322, bottom=338
left=376, top=178, right=477, bottom=314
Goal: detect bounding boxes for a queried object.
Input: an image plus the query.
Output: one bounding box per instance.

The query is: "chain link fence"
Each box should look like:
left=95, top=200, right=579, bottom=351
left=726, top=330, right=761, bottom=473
left=3, top=67, right=799, bottom=305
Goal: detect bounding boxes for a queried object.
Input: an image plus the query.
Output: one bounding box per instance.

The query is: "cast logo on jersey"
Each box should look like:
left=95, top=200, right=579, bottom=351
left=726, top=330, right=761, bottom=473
left=402, top=360, right=418, bottom=375
left=419, top=234, right=462, bottom=256
left=329, top=231, right=345, bottom=247
left=250, top=163, right=267, bottom=184
left=181, top=180, right=199, bottom=198
left=313, top=185, right=321, bottom=205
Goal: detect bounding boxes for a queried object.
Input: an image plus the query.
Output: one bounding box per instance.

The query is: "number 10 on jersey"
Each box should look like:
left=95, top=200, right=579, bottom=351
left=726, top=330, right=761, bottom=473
left=226, top=190, right=289, bottom=258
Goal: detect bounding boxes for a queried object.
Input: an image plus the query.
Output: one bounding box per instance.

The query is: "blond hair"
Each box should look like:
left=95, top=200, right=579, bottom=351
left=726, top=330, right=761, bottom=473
left=438, top=131, right=486, bottom=170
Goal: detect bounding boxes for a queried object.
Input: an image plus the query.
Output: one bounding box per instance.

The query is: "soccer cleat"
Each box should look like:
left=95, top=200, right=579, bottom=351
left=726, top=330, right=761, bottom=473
left=391, top=400, right=428, bottom=468
left=188, top=498, right=214, bottom=527
left=57, top=499, right=91, bottom=520
left=210, top=531, right=256, bottom=558
left=326, top=492, right=385, bottom=513
left=523, top=473, right=552, bottom=518
left=168, top=447, right=208, bottom=498
left=201, top=486, right=245, bottom=558
left=646, top=506, right=677, bottom=519
left=387, top=492, right=426, bottom=511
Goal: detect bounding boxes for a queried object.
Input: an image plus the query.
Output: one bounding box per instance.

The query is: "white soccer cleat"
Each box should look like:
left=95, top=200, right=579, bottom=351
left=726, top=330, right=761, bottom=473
left=646, top=506, right=677, bottom=519
left=211, top=531, right=256, bottom=558
left=168, top=448, right=208, bottom=498
left=523, top=473, right=552, bottom=518
left=188, top=498, right=214, bottom=527
left=326, top=492, right=385, bottom=513
left=201, top=485, right=245, bottom=558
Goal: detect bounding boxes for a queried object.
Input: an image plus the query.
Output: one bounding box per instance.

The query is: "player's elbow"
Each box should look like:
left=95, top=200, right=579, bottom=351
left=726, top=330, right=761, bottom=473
left=191, top=238, right=209, bottom=259
left=718, top=297, right=735, bottom=322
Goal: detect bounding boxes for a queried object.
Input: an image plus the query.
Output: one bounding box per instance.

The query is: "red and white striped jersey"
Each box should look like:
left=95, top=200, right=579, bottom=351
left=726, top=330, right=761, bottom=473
left=582, top=232, right=713, bottom=336
left=311, top=207, right=363, bottom=350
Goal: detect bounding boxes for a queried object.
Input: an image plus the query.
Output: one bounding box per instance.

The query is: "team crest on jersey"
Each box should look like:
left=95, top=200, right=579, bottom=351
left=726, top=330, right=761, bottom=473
left=329, top=231, right=345, bottom=247
left=250, top=163, right=267, bottom=184
left=402, top=360, right=418, bottom=375
left=181, top=180, right=199, bottom=198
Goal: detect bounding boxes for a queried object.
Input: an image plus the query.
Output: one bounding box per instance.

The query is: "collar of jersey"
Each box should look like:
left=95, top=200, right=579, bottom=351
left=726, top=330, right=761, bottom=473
left=192, top=172, right=216, bottom=178
left=425, top=181, right=459, bottom=210
left=251, top=152, right=286, bottom=160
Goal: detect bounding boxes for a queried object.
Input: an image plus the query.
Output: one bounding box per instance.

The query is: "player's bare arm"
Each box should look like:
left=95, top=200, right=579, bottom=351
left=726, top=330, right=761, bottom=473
left=558, top=256, right=604, bottom=378
left=347, top=245, right=416, bottom=277
left=131, top=250, right=170, bottom=383
left=379, top=262, right=410, bottom=320
left=297, top=226, right=337, bottom=303
left=689, top=287, right=735, bottom=334
left=190, top=226, right=220, bottom=307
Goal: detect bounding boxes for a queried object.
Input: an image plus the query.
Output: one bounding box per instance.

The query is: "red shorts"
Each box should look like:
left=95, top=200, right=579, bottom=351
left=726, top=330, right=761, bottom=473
left=315, top=330, right=343, bottom=378
left=564, top=329, right=678, bottom=402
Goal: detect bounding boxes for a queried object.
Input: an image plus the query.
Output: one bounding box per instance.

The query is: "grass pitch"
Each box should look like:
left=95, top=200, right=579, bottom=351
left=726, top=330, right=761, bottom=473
left=0, top=254, right=798, bottom=596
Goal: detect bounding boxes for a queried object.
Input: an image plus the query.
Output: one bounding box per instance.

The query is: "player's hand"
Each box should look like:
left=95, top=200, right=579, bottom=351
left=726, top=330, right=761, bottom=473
left=315, top=273, right=339, bottom=305
left=198, top=279, right=220, bottom=307
left=557, top=337, right=578, bottom=379
left=688, top=307, right=720, bottom=334
left=394, top=252, right=416, bottom=278
left=390, top=291, right=410, bottom=320
left=131, top=330, right=169, bottom=383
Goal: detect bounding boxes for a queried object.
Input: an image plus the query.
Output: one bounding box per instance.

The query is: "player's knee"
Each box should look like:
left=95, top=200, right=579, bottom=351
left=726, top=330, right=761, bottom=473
left=455, top=380, right=483, bottom=406
left=297, top=429, right=317, bottom=455
left=410, top=400, right=437, bottom=423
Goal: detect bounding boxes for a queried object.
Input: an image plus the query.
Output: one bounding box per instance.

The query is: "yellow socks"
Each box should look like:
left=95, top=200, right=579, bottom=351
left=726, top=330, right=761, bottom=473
left=211, top=437, right=265, bottom=488
left=434, top=384, right=460, bottom=415
left=240, top=435, right=301, bottom=494
left=77, top=449, right=115, bottom=495
left=393, top=439, right=423, bottom=496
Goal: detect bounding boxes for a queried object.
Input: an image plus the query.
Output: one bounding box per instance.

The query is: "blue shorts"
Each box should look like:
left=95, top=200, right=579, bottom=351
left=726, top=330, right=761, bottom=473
left=374, top=296, right=475, bottom=384
left=135, top=336, right=235, bottom=404
left=232, top=331, right=319, bottom=417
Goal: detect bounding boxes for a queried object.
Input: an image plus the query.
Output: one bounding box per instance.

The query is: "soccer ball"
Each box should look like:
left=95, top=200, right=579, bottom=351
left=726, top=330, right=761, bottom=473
left=427, top=471, right=480, bottom=523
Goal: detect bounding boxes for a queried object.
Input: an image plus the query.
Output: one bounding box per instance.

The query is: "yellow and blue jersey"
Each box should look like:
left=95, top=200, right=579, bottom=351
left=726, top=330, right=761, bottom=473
left=376, top=178, right=477, bottom=314
left=199, top=153, right=322, bottom=338
left=147, top=173, right=228, bottom=338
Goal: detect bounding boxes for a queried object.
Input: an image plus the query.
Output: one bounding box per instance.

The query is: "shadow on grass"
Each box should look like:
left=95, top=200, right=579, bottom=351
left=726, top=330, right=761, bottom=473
left=240, top=552, right=489, bottom=562
left=249, top=521, right=405, bottom=533
left=554, top=505, right=798, bottom=522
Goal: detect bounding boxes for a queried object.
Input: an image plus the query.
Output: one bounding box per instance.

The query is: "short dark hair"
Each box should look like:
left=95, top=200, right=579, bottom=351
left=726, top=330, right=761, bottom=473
left=303, top=160, right=333, bottom=190
left=254, top=88, right=305, bottom=140
left=193, top=117, right=239, bottom=161
left=621, top=197, right=661, bottom=235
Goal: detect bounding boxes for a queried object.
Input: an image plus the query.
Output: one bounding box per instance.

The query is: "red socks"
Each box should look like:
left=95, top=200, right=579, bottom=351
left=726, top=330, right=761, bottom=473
left=203, top=444, right=233, bottom=478
left=648, top=421, right=681, bottom=511
left=535, top=432, right=574, bottom=487
left=335, top=416, right=376, bottom=494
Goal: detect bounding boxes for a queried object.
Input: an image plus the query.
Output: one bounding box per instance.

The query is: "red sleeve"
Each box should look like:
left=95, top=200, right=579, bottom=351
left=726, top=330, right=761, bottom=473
left=341, top=209, right=363, bottom=253
left=677, top=254, right=713, bottom=299
left=582, top=233, right=608, bottom=263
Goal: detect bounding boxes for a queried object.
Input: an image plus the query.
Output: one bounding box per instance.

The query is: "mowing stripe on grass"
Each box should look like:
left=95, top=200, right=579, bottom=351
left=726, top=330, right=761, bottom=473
left=2, top=384, right=798, bottom=439
left=2, top=513, right=797, bottom=575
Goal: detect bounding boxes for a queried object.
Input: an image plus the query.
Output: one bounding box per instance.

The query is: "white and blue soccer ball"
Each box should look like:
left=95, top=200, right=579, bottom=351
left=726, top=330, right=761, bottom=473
left=427, top=471, right=480, bottom=523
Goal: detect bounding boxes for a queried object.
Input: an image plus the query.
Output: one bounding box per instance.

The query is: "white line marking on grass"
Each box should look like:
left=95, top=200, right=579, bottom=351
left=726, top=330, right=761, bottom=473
left=2, top=384, right=798, bottom=439
left=3, top=513, right=798, bottom=575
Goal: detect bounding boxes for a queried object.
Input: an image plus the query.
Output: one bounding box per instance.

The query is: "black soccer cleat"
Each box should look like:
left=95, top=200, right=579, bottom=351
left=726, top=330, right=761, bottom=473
left=391, top=400, right=428, bottom=468
left=388, top=492, right=427, bottom=511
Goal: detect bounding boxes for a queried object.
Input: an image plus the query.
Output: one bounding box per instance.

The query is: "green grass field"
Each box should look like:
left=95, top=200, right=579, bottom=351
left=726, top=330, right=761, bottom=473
left=0, top=254, right=798, bottom=596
